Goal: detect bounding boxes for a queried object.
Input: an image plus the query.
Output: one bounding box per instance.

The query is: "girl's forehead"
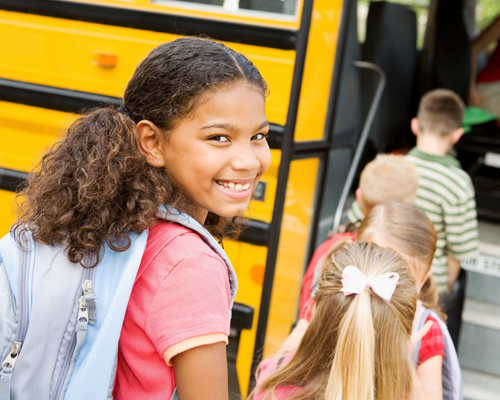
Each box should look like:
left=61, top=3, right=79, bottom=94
left=186, top=82, right=266, bottom=125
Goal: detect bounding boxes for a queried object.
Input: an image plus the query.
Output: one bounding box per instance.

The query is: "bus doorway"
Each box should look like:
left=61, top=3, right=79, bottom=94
left=326, top=1, right=500, bottom=397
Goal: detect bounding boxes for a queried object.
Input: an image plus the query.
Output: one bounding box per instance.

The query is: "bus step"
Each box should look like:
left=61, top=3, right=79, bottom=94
left=459, top=298, right=500, bottom=377
left=463, top=368, right=500, bottom=400
left=461, top=299, right=500, bottom=331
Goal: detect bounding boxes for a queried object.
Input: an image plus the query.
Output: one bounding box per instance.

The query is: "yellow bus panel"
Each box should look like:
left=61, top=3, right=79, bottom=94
left=0, top=101, right=77, bottom=173
left=295, top=0, right=343, bottom=141
left=264, top=157, right=320, bottom=353
left=0, top=190, right=16, bottom=235
left=0, top=10, right=294, bottom=125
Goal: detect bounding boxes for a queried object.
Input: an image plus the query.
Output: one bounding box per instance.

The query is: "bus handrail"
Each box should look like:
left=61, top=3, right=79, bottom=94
left=331, top=61, right=386, bottom=235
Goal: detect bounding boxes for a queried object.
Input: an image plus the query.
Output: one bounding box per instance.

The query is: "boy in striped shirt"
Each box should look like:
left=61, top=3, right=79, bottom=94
left=348, top=89, right=479, bottom=295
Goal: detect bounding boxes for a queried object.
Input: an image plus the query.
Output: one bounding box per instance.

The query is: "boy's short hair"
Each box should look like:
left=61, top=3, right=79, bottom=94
left=359, top=154, right=419, bottom=211
left=417, top=89, right=465, bottom=136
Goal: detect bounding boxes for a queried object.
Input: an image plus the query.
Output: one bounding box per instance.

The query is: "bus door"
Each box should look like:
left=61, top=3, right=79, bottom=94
left=0, top=0, right=353, bottom=396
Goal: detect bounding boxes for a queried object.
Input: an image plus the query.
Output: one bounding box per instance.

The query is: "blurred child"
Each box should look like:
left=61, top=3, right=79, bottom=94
left=348, top=89, right=479, bottom=295
left=299, top=154, right=419, bottom=317
left=264, top=203, right=461, bottom=400
left=358, top=201, right=461, bottom=400
left=252, top=241, right=419, bottom=400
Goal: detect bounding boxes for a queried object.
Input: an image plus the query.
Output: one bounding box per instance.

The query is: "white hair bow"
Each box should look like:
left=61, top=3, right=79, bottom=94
left=340, top=266, right=399, bottom=301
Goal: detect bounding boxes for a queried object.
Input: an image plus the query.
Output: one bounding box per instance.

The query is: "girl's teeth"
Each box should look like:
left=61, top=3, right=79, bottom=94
left=217, top=181, right=252, bottom=192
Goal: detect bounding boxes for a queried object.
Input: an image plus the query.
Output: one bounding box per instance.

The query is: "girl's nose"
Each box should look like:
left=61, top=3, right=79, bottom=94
left=231, top=145, right=260, bottom=171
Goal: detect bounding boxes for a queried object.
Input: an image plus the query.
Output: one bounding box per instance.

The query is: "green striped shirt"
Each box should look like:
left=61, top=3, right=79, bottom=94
left=347, top=148, right=479, bottom=294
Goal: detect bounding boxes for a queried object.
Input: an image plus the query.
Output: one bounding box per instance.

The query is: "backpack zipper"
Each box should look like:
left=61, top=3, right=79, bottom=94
left=51, top=267, right=95, bottom=400
left=1, top=342, right=22, bottom=370
left=0, top=245, right=32, bottom=375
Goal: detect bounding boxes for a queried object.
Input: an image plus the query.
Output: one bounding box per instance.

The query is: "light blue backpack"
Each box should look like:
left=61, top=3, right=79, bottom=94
left=411, top=306, right=463, bottom=400
left=0, top=209, right=237, bottom=400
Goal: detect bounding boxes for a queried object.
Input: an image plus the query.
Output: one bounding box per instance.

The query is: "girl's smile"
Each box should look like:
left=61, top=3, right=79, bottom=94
left=149, top=81, right=271, bottom=223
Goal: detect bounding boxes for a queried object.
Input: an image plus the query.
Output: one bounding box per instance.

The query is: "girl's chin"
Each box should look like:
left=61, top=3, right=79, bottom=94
left=214, top=203, right=250, bottom=219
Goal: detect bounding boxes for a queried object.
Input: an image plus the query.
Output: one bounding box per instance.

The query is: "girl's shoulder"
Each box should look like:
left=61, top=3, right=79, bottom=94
left=147, top=221, right=223, bottom=260
left=138, top=221, right=227, bottom=283
left=418, top=315, right=445, bottom=365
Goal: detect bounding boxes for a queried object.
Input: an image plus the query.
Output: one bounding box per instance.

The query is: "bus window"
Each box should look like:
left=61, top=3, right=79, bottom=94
left=154, top=0, right=299, bottom=16
left=358, top=0, right=430, bottom=48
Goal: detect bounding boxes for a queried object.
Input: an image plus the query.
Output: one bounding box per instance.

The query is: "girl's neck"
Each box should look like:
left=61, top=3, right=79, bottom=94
left=190, top=207, right=208, bottom=225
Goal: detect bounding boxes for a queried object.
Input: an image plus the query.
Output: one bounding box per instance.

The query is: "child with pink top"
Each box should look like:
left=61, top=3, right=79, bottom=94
left=252, top=241, right=431, bottom=400
left=14, top=37, right=271, bottom=400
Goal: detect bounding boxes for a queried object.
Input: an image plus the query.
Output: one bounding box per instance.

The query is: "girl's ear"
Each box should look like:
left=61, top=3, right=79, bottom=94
left=417, top=269, right=433, bottom=294
left=136, top=120, right=166, bottom=167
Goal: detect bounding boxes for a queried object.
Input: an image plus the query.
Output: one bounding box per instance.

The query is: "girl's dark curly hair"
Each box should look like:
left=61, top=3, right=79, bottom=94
left=14, top=37, right=268, bottom=267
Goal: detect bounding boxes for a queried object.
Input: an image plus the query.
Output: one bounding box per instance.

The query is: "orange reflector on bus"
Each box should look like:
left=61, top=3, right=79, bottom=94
left=250, top=263, right=266, bottom=286
left=93, top=52, right=118, bottom=68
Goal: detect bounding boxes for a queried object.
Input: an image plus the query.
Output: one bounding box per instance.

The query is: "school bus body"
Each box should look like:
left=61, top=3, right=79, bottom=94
left=0, top=0, right=345, bottom=395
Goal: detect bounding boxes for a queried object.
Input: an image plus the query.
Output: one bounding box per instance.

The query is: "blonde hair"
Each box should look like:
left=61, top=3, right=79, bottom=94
left=255, top=242, right=416, bottom=400
left=359, top=154, right=419, bottom=212
left=358, top=201, right=444, bottom=319
left=417, top=89, right=465, bottom=136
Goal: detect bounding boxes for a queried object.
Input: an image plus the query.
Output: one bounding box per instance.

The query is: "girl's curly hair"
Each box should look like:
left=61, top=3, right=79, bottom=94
left=14, top=37, right=267, bottom=267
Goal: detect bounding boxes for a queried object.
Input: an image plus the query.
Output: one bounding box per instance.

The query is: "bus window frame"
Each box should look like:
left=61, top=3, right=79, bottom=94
left=151, top=0, right=300, bottom=22
left=0, top=0, right=298, bottom=49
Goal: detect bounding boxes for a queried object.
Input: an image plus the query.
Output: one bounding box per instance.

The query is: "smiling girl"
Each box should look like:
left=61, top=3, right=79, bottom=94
left=14, top=38, right=271, bottom=400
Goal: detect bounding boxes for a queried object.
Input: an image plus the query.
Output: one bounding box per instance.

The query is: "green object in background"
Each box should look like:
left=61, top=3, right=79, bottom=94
left=462, top=107, right=498, bottom=134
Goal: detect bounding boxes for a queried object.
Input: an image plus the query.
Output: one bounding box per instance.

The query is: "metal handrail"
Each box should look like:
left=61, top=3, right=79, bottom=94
left=331, top=61, right=386, bottom=234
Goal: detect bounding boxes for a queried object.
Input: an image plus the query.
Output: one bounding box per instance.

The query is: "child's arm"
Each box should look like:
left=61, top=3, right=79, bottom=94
left=416, top=356, right=443, bottom=400
left=469, top=15, right=500, bottom=105
left=171, top=342, right=229, bottom=400
left=277, top=318, right=310, bottom=356
left=447, top=256, right=461, bottom=294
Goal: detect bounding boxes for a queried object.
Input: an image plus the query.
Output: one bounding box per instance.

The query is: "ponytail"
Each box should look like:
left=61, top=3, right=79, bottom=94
left=14, top=107, right=177, bottom=267
left=325, top=290, right=375, bottom=400
left=253, top=242, right=416, bottom=400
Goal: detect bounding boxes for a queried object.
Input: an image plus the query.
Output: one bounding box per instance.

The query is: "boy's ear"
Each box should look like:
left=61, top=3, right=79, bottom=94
left=355, top=188, right=368, bottom=215
left=136, top=120, right=165, bottom=167
left=451, top=127, right=464, bottom=144
left=411, top=118, right=420, bottom=136
left=355, top=188, right=363, bottom=207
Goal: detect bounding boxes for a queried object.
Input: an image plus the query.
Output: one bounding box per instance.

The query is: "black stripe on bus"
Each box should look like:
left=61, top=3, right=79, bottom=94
left=0, top=167, right=27, bottom=193
left=0, top=78, right=284, bottom=149
left=0, top=166, right=270, bottom=245
left=0, top=0, right=296, bottom=50
left=0, top=78, right=121, bottom=112
left=249, top=0, right=314, bottom=387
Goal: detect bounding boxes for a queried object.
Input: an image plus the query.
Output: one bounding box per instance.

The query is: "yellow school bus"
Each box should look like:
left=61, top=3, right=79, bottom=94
left=5, top=0, right=498, bottom=398
left=0, top=0, right=346, bottom=395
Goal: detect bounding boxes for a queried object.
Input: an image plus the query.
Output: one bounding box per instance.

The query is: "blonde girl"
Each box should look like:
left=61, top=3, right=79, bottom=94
left=253, top=241, right=418, bottom=400
left=358, top=201, right=456, bottom=400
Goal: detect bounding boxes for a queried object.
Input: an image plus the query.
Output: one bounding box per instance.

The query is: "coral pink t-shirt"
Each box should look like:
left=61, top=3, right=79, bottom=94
left=113, top=221, right=232, bottom=400
left=254, top=355, right=299, bottom=400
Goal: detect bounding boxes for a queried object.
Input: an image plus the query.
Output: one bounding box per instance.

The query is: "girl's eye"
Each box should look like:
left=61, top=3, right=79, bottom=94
left=209, top=135, right=229, bottom=142
left=253, top=133, right=268, bottom=140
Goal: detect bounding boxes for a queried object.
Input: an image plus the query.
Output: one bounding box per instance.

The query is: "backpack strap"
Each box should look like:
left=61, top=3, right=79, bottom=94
left=411, top=305, right=432, bottom=366
left=427, top=310, right=463, bottom=400
left=0, top=236, right=33, bottom=400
